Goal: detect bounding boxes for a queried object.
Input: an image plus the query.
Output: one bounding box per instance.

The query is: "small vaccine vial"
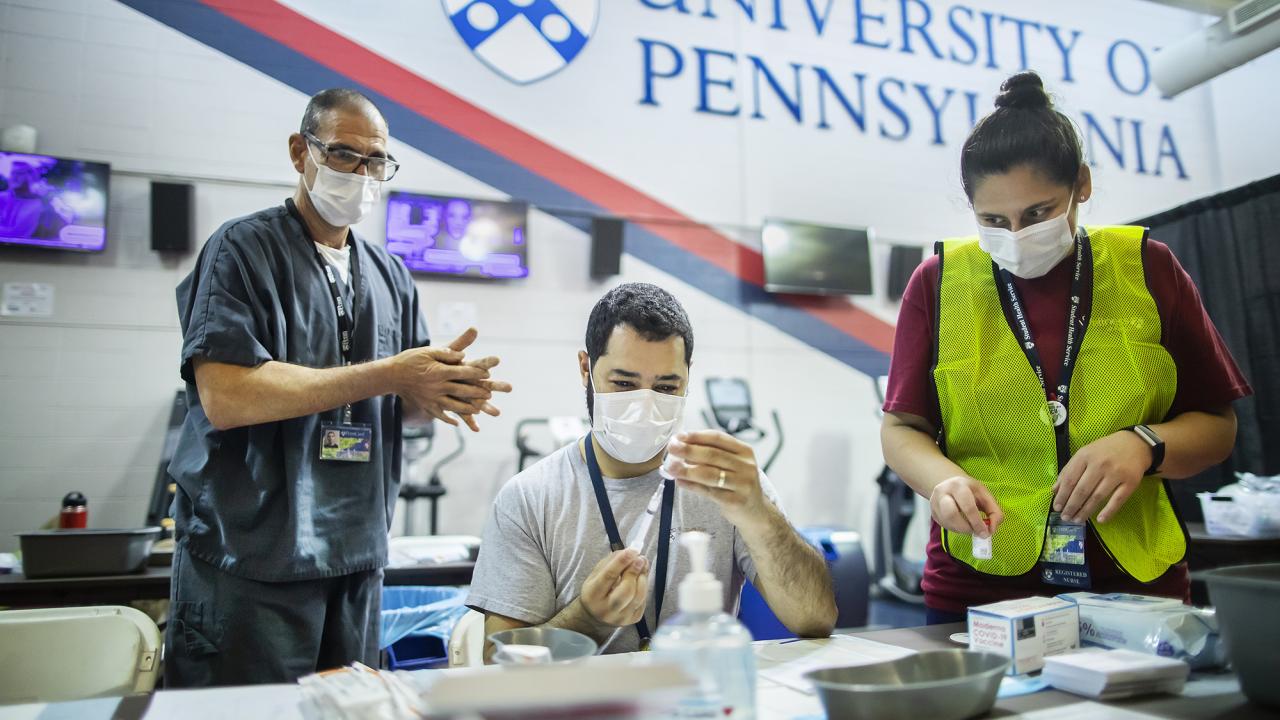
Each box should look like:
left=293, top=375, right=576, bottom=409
left=973, top=518, right=993, bottom=560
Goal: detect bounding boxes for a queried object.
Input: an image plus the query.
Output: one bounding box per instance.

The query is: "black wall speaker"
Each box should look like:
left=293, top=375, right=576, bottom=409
left=887, top=244, right=925, bottom=301
left=590, top=217, right=624, bottom=277
left=151, top=181, right=194, bottom=253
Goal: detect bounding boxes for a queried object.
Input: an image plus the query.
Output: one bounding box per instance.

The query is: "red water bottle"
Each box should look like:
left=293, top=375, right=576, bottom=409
left=59, top=492, right=88, bottom=529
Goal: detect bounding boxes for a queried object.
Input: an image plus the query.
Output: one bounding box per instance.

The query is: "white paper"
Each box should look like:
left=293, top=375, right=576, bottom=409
left=756, top=679, right=825, bottom=717
left=2, top=282, right=54, bottom=317
left=755, top=635, right=916, bottom=694
left=1047, top=648, right=1187, bottom=676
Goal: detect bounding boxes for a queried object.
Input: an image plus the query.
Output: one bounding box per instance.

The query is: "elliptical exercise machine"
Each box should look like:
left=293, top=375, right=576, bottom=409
left=700, top=377, right=784, bottom=474
left=871, top=375, right=926, bottom=604
left=399, top=421, right=466, bottom=536
left=514, top=416, right=591, bottom=472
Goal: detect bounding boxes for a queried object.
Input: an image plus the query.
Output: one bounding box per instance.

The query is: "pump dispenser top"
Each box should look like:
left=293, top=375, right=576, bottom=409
left=677, top=531, right=722, bottom=614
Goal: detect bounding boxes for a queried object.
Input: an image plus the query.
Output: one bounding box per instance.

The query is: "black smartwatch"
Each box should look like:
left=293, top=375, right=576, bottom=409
left=1124, top=424, right=1165, bottom=476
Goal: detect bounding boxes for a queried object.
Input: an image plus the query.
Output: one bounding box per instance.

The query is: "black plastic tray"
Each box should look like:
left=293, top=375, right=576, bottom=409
left=1205, top=563, right=1280, bottom=711
left=18, top=527, right=163, bottom=579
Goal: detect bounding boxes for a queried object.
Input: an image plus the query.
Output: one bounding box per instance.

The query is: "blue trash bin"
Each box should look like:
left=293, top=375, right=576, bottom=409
left=737, top=527, right=869, bottom=640
left=381, top=586, right=469, bottom=670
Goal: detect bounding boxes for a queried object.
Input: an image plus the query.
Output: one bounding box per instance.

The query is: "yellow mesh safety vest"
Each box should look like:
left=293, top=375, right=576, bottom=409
left=934, top=225, right=1186, bottom=581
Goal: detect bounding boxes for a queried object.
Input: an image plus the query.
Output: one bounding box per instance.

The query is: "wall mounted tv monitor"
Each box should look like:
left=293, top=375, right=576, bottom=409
left=761, top=218, right=873, bottom=296
left=0, top=151, right=109, bottom=252
left=385, top=191, right=529, bottom=279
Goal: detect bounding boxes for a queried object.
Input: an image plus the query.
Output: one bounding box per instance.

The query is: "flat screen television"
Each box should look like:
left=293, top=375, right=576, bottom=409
left=385, top=191, right=528, bottom=279
left=760, top=218, right=873, bottom=295
left=0, top=151, right=109, bottom=252
left=887, top=244, right=926, bottom=301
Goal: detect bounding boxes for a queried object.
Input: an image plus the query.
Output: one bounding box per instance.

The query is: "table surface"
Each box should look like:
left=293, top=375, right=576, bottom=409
left=2, top=623, right=1272, bottom=720
left=0, top=562, right=475, bottom=607
left=851, top=625, right=1274, bottom=720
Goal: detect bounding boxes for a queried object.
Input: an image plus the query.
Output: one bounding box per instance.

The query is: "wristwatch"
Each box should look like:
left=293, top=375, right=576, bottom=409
left=1124, top=424, right=1165, bottom=476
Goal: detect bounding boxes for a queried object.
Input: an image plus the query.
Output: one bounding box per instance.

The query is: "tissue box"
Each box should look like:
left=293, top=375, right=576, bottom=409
left=968, top=596, right=1080, bottom=675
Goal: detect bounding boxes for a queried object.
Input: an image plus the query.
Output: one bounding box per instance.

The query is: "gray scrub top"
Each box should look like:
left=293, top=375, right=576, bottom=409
left=168, top=199, right=430, bottom=582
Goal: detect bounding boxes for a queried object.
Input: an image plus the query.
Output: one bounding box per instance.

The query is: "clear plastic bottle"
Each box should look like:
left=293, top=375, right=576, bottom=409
left=651, top=532, right=756, bottom=719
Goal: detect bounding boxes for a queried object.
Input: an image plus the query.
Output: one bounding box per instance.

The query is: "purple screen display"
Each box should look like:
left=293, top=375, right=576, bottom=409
left=0, top=152, right=110, bottom=252
left=385, top=191, right=528, bottom=279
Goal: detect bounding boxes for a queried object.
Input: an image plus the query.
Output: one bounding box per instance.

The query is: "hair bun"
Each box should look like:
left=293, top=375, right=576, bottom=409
left=994, top=71, right=1051, bottom=111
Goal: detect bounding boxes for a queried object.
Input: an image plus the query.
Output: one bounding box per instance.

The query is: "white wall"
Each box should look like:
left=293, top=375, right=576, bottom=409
left=0, top=0, right=1275, bottom=556
left=1207, top=47, right=1280, bottom=191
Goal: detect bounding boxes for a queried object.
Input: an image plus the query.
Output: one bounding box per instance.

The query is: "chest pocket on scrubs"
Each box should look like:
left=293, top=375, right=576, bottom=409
left=377, top=322, right=401, bottom=359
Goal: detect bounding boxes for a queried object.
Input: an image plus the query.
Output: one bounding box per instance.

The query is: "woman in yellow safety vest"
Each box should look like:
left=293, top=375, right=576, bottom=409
left=880, top=71, right=1252, bottom=624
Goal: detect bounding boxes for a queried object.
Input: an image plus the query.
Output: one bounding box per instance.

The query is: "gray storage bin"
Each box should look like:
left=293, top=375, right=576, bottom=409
left=18, top=528, right=162, bottom=578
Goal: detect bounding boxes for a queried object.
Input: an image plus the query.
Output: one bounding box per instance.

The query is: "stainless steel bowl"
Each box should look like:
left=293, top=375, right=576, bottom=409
left=487, top=627, right=598, bottom=665
left=803, top=650, right=1009, bottom=720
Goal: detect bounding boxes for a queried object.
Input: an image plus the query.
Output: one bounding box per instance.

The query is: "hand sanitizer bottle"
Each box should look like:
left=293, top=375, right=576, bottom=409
left=651, top=532, right=756, bottom=719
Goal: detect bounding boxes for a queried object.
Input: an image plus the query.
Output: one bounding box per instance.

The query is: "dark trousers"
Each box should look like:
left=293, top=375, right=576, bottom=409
left=165, top=540, right=382, bottom=687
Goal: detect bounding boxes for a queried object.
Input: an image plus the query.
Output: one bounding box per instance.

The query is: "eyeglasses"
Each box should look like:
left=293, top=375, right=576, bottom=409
left=304, top=132, right=400, bottom=181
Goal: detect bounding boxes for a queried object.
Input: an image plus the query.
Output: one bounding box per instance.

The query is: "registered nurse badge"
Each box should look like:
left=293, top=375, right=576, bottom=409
left=444, top=0, right=599, bottom=84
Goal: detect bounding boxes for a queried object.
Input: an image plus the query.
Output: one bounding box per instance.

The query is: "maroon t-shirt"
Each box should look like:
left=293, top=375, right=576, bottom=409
left=884, top=237, right=1253, bottom=614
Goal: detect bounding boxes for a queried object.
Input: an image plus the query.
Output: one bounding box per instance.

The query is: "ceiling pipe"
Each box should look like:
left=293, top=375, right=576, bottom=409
left=1153, top=10, right=1280, bottom=96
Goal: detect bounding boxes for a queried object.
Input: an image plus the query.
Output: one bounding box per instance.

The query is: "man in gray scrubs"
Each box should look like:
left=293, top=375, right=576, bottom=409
left=468, top=284, right=836, bottom=655
left=166, top=89, right=510, bottom=686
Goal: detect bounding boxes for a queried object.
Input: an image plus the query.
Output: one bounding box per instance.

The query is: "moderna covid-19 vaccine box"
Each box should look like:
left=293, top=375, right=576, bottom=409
left=968, top=596, right=1080, bottom=675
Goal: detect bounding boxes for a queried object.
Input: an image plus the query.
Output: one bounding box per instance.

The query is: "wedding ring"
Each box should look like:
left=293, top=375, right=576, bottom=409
left=717, top=470, right=727, bottom=489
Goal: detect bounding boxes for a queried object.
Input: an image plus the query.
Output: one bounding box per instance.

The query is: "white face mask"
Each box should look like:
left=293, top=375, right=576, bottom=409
left=590, top=373, right=687, bottom=465
left=976, top=208, right=1075, bottom=279
left=303, top=147, right=381, bottom=227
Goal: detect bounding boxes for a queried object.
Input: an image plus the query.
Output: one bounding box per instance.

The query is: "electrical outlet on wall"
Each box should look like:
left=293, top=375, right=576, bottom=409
left=2, top=282, right=55, bottom=317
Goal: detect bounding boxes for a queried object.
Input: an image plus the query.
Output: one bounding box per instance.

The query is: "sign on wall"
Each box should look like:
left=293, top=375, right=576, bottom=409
left=125, top=0, right=1227, bottom=374
left=317, top=0, right=1217, bottom=247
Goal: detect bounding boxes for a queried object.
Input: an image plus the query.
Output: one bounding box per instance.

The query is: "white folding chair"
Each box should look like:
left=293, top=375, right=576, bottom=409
left=447, top=610, right=485, bottom=668
left=0, top=605, right=161, bottom=704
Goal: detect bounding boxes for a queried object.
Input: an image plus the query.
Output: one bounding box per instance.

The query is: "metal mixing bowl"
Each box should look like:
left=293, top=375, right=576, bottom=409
left=487, top=627, right=598, bottom=665
left=803, top=649, right=1009, bottom=720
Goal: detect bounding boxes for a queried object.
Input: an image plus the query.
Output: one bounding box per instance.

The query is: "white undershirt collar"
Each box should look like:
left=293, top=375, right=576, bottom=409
left=313, top=241, right=351, bottom=286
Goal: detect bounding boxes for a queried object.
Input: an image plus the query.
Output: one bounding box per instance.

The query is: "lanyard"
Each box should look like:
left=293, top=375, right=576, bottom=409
left=992, top=231, right=1092, bottom=471
left=307, top=232, right=363, bottom=424
left=584, top=435, right=675, bottom=648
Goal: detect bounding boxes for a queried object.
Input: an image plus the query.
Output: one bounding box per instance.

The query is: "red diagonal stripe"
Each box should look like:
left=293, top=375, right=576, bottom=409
left=200, top=0, right=895, bottom=354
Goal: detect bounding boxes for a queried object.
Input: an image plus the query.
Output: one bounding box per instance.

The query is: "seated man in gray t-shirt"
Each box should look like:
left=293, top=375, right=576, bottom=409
left=467, top=283, right=837, bottom=655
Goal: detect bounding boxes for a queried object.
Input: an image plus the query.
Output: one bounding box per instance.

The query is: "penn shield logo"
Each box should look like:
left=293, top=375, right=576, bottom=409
left=444, top=0, right=598, bottom=84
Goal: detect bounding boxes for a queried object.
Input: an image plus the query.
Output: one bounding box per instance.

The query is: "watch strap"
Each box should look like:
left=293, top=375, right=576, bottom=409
left=1124, top=424, right=1165, bottom=476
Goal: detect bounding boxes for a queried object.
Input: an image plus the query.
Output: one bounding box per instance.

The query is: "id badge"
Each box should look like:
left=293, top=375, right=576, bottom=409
left=1039, top=512, right=1091, bottom=589
left=319, top=423, right=373, bottom=462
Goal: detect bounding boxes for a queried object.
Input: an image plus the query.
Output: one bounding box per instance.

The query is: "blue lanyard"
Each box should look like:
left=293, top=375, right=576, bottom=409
left=289, top=199, right=363, bottom=424
left=992, top=231, right=1092, bottom=471
left=584, top=435, right=674, bottom=647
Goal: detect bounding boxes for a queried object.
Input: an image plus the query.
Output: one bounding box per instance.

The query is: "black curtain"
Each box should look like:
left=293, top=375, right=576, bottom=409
left=1131, top=174, right=1280, bottom=518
